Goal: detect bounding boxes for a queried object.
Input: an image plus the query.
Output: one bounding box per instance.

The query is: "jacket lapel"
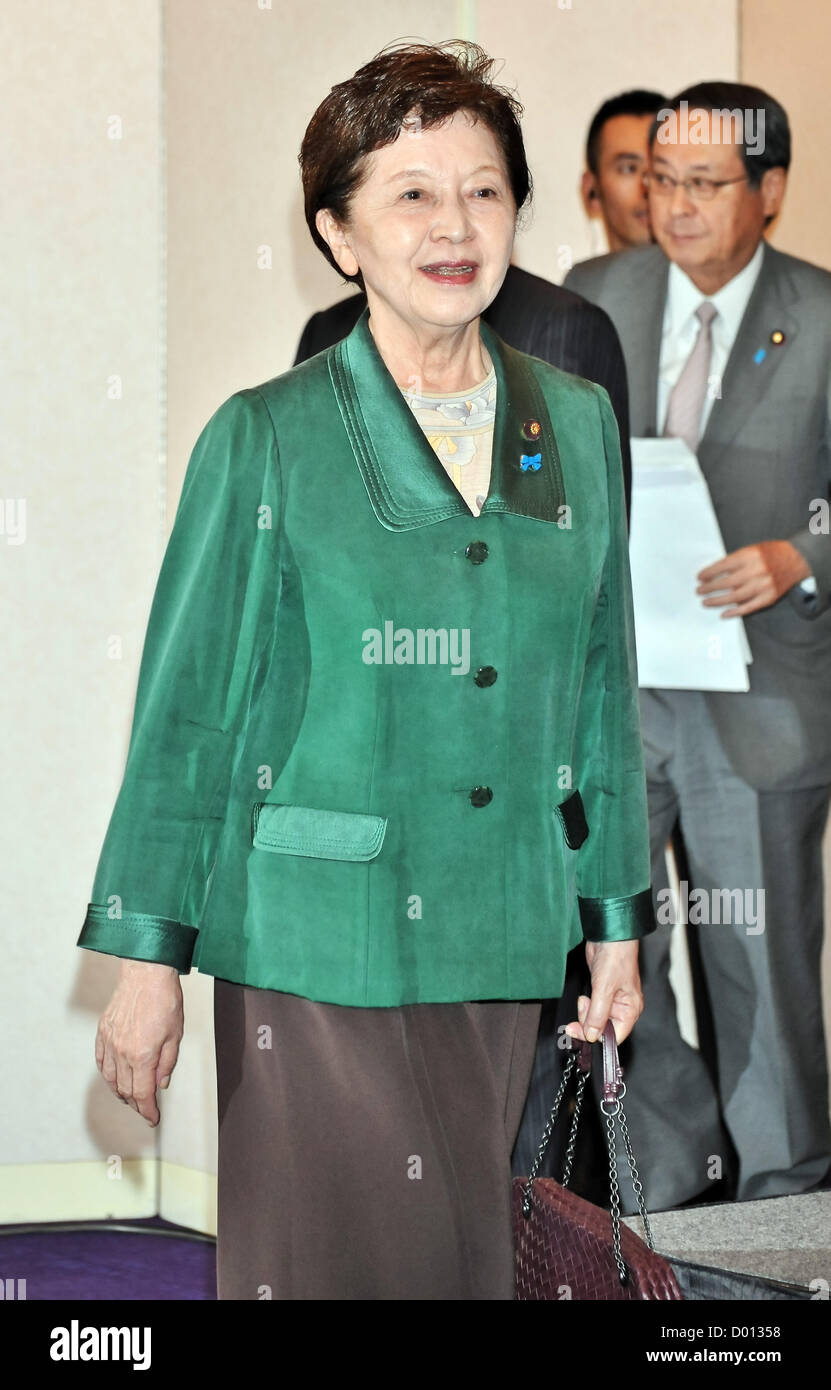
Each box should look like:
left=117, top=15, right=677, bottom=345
left=698, top=242, right=800, bottom=471
left=625, top=247, right=669, bottom=436
left=329, top=306, right=566, bottom=531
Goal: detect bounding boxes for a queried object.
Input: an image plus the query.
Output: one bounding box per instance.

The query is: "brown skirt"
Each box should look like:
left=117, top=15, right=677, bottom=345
left=213, top=978, right=542, bottom=1300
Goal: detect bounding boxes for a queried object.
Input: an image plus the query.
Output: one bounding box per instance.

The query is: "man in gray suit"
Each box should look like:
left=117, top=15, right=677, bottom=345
left=566, top=81, right=831, bottom=1205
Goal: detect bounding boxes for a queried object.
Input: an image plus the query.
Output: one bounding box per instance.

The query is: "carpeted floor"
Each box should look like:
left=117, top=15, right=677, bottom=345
left=0, top=1216, right=216, bottom=1300
left=2, top=1193, right=828, bottom=1299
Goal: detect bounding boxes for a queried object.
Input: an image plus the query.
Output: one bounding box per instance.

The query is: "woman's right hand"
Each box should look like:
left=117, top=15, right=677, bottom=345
left=563, top=939, right=644, bottom=1046
left=95, top=959, right=184, bottom=1127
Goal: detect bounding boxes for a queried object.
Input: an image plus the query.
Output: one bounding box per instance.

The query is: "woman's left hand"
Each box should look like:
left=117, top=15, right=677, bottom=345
left=563, top=940, right=643, bottom=1046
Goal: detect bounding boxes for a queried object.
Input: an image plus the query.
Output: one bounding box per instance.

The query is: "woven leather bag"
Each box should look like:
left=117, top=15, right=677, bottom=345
left=513, top=1021, right=683, bottom=1300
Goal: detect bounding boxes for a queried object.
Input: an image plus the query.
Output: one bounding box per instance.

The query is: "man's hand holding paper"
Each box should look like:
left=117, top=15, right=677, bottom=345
left=628, top=436, right=753, bottom=690
left=697, top=540, right=813, bottom=618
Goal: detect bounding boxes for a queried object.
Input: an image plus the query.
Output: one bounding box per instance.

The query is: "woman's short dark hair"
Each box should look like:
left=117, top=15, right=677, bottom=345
left=300, top=40, right=532, bottom=287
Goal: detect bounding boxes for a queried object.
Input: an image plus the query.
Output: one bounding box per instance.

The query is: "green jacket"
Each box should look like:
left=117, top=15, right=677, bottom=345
left=77, top=309, right=655, bottom=1005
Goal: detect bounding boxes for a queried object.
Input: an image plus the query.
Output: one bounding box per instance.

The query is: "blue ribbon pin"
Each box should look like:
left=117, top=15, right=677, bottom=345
left=520, top=452, right=542, bottom=472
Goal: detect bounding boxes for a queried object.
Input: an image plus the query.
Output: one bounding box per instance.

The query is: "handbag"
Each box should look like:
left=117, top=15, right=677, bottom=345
left=513, top=1020, right=683, bottom=1300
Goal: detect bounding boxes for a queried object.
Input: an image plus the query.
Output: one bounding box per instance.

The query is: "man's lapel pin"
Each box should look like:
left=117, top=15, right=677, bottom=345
left=755, top=330, right=786, bottom=365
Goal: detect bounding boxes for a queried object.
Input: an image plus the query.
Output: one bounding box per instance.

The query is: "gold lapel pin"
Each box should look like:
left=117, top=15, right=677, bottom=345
left=770, top=329, right=785, bottom=345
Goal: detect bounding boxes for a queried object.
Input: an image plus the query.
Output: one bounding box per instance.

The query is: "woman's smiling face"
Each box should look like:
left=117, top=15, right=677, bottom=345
left=316, top=108, right=517, bottom=334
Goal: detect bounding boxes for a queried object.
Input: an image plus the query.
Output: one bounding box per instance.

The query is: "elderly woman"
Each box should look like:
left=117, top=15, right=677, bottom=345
left=78, top=41, right=655, bottom=1301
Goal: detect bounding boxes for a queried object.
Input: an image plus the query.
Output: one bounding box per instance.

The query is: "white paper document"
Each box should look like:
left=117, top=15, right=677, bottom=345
left=628, top=437, right=752, bottom=691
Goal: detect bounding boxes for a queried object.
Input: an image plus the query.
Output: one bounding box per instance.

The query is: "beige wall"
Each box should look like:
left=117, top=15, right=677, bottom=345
left=477, top=0, right=738, bottom=280
left=742, top=0, right=831, bottom=270
left=5, top=0, right=828, bottom=1233
left=1, top=0, right=164, bottom=1219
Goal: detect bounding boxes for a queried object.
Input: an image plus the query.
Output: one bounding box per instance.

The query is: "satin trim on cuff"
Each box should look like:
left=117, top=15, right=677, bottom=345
left=578, top=887, right=656, bottom=942
left=77, top=903, right=198, bottom=973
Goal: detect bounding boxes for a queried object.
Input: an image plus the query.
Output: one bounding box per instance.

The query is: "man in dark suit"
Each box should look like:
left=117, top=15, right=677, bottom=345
left=294, top=262, right=635, bottom=1193
left=566, top=82, right=831, bottom=1206
left=294, top=262, right=633, bottom=517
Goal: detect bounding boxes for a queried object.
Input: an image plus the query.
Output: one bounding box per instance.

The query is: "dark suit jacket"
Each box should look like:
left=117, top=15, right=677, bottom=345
left=294, top=263, right=633, bottom=518
left=565, top=241, right=831, bottom=791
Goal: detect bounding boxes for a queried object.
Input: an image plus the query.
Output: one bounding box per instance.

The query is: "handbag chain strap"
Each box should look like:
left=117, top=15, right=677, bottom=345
left=601, top=1081, right=656, bottom=1282
left=520, top=1023, right=657, bottom=1285
left=520, top=1052, right=576, bottom=1216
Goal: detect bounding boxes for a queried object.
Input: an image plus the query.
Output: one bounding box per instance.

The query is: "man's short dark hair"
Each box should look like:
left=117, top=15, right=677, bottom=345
left=648, top=81, right=791, bottom=186
left=585, top=90, right=667, bottom=175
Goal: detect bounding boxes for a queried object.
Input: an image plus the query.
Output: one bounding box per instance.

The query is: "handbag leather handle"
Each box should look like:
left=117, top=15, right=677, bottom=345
left=599, top=1019, right=624, bottom=1103
left=565, top=1020, right=624, bottom=1100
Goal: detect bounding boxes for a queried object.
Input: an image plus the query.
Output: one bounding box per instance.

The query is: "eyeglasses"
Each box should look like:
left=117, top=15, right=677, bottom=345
left=642, top=171, right=750, bottom=202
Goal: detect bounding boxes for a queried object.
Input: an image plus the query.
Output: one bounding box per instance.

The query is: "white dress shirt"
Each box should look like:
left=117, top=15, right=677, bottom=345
left=657, top=240, right=764, bottom=437
left=657, top=241, right=815, bottom=591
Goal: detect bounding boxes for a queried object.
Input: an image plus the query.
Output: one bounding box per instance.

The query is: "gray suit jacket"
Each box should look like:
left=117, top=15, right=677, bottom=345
left=565, top=242, right=831, bottom=791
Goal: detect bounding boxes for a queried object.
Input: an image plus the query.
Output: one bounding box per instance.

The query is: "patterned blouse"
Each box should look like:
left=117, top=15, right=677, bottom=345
left=400, top=361, right=497, bottom=518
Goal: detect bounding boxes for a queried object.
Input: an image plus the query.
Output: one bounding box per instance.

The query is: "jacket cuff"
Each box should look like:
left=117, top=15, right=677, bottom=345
left=579, top=888, right=656, bottom=942
left=77, top=903, right=198, bottom=973
left=787, top=528, right=830, bottom=618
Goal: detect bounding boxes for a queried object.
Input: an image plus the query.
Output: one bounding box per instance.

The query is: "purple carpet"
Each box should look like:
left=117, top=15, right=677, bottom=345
left=0, top=1216, right=216, bottom=1300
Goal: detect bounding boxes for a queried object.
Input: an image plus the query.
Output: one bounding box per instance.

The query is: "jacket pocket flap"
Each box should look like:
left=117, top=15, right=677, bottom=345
left=555, top=788, right=589, bottom=850
left=251, top=803, right=387, bottom=861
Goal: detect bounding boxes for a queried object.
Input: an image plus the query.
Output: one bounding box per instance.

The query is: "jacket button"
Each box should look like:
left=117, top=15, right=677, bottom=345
left=465, top=541, right=489, bottom=564
left=469, top=786, right=493, bottom=807
left=474, top=665, right=498, bottom=687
